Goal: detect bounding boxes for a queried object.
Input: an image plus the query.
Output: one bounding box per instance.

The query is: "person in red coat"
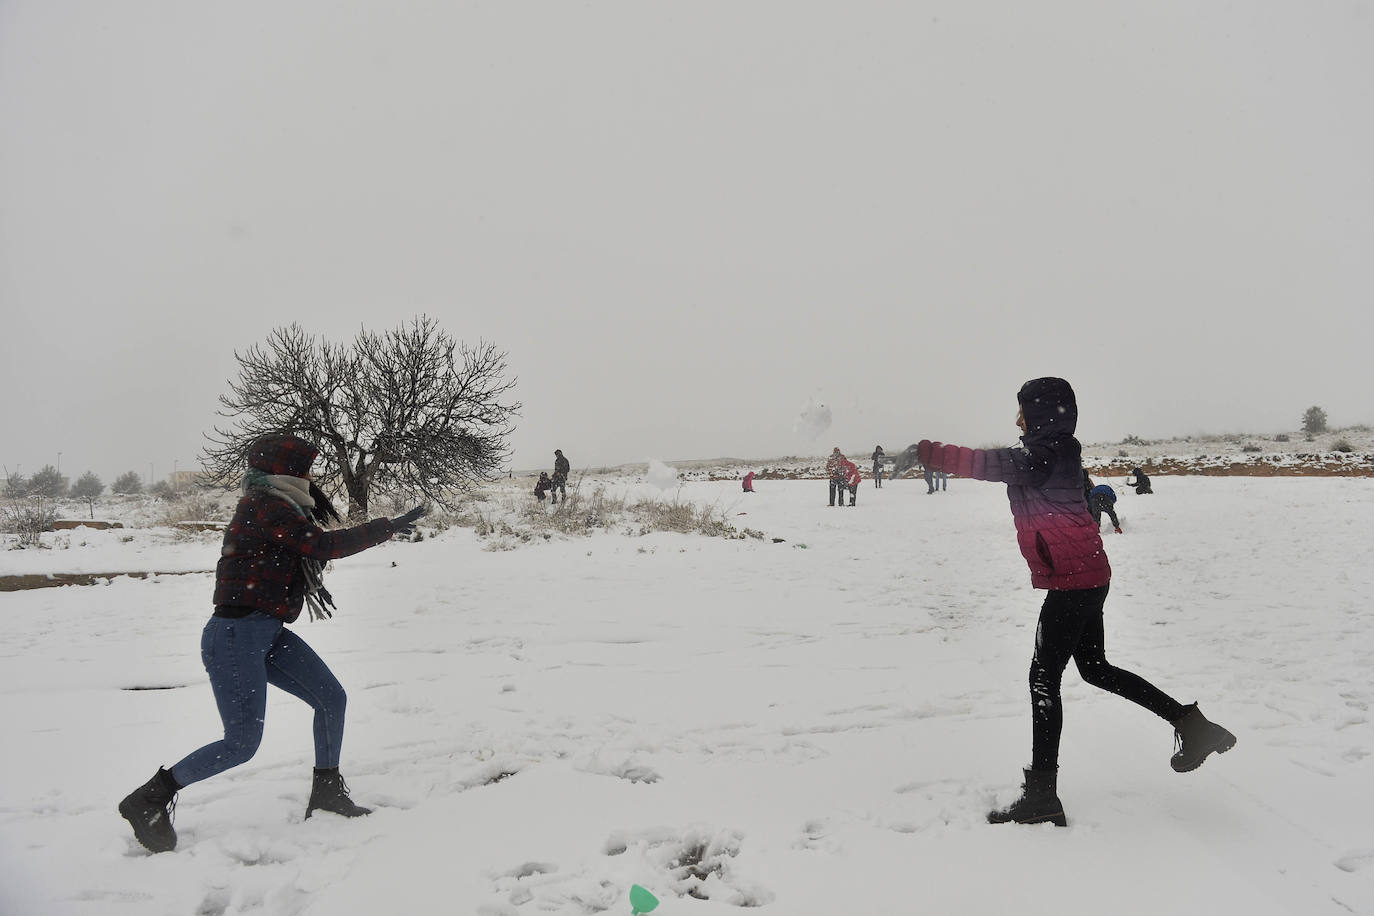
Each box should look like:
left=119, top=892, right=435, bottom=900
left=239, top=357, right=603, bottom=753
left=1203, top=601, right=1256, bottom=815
left=118, top=434, right=426, bottom=853
left=742, top=471, right=756, bottom=493
left=842, top=459, right=861, bottom=506
left=919, top=378, right=1235, bottom=827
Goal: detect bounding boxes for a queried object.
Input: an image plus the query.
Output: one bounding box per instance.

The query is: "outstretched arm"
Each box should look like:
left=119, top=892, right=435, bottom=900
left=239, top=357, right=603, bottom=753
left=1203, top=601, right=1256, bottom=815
left=917, top=439, right=1055, bottom=488
left=255, top=497, right=400, bottom=561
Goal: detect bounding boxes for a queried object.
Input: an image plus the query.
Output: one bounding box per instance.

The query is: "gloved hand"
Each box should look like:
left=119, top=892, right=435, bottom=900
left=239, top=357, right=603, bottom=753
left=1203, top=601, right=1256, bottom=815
left=391, top=505, right=427, bottom=537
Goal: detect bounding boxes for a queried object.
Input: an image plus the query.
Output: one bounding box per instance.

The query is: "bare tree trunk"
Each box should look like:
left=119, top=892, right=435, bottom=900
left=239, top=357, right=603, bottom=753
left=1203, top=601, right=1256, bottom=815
left=343, top=452, right=375, bottom=521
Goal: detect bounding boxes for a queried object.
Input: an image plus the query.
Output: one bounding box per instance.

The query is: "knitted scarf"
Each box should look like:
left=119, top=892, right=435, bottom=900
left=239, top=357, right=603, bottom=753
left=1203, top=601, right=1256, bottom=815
left=242, top=468, right=337, bottom=621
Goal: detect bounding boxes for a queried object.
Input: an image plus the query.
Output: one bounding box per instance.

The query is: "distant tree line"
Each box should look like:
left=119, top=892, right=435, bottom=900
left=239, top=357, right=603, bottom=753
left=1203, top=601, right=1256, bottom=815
left=3, top=468, right=152, bottom=499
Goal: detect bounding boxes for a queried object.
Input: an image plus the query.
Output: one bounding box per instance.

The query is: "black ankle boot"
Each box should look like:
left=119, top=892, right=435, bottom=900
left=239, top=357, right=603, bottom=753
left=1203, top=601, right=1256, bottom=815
left=1171, top=703, right=1237, bottom=772
left=987, top=768, right=1067, bottom=827
left=119, top=767, right=180, bottom=852
left=305, top=767, right=372, bottom=819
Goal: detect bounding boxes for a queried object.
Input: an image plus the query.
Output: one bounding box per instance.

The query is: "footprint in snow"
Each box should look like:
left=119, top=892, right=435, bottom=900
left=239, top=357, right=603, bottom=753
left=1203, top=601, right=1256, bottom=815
left=1335, top=850, right=1374, bottom=872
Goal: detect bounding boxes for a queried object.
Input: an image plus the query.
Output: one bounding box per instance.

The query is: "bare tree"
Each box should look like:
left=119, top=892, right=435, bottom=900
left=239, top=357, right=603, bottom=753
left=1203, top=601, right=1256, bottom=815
left=202, top=318, right=519, bottom=519
left=72, top=471, right=104, bottom=518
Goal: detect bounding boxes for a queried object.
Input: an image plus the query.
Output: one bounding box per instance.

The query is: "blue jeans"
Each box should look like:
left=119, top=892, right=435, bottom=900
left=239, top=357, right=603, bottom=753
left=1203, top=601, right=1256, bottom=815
left=170, top=613, right=348, bottom=787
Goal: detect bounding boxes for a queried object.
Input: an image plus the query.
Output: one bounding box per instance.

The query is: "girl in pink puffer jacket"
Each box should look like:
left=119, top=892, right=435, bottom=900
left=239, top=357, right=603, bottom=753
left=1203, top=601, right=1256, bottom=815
left=919, top=377, right=1235, bottom=827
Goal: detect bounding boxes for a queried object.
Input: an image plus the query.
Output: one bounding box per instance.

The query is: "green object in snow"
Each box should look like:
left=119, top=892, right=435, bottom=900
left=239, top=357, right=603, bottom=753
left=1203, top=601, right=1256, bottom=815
left=629, top=884, right=659, bottom=914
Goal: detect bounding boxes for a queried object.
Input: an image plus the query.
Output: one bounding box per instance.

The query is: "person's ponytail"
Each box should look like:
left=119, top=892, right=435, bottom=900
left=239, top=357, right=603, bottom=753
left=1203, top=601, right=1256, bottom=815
left=308, top=481, right=343, bottom=525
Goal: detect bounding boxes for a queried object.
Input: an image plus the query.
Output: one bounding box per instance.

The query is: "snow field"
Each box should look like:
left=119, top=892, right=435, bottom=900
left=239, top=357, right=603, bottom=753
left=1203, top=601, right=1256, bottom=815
left=1, top=475, right=1372, bottom=915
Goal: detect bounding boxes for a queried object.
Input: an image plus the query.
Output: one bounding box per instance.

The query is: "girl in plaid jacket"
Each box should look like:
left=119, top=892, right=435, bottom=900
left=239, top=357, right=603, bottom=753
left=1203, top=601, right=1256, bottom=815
left=119, top=434, right=424, bottom=853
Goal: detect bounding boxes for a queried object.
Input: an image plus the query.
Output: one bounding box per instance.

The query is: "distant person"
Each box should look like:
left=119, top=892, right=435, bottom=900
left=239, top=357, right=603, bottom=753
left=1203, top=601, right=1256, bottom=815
left=551, top=449, right=570, bottom=504
left=118, top=434, right=426, bottom=853
left=826, top=447, right=847, bottom=507
left=1127, top=466, right=1153, bottom=495
left=871, top=446, right=885, bottom=488
left=1089, top=483, right=1123, bottom=534
left=742, top=470, right=756, bottom=493
left=534, top=472, right=552, bottom=503
left=933, top=466, right=947, bottom=492
left=923, top=460, right=937, bottom=494
left=843, top=459, right=861, bottom=506
left=916, top=377, right=1234, bottom=828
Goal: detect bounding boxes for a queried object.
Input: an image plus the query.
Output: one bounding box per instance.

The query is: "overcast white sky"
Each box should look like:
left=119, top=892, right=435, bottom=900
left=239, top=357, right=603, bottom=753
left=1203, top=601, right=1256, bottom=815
left=2, top=2, right=1371, bottom=484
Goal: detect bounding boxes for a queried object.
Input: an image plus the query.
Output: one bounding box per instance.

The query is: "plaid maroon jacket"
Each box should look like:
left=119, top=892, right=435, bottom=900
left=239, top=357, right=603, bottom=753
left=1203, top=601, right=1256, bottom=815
left=213, top=491, right=395, bottom=623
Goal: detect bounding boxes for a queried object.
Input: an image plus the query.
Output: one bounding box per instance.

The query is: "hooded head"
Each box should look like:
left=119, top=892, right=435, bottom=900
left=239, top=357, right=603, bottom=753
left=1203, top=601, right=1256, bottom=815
left=247, top=433, right=318, bottom=478
left=1016, top=377, right=1078, bottom=438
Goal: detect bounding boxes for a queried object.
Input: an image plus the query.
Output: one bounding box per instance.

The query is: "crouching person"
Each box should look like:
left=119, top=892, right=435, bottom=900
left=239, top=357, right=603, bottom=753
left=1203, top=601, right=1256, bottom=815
left=118, top=433, right=426, bottom=853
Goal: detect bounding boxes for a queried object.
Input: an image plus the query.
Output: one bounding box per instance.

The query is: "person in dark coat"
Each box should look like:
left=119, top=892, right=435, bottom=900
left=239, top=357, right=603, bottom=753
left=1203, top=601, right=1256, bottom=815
left=871, top=446, right=885, bottom=488
left=551, top=449, right=570, bottom=503
left=118, top=434, right=426, bottom=854
left=825, top=447, right=846, bottom=506
left=918, top=377, right=1235, bottom=828
left=535, top=471, right=552, bottom=502
left=1089, top=482, right=1123, bottom=534
left=1126, top=466, right=1153, bottom=494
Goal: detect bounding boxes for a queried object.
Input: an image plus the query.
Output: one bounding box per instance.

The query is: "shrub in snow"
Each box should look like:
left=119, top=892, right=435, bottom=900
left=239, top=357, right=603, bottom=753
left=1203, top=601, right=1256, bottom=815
left=2, top=501, right=56, bottom=547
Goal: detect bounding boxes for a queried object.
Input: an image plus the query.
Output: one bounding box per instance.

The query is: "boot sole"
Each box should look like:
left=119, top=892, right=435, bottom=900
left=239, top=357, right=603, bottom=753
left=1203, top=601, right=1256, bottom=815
left=988, top=811, right=1068, bottom=827
left=1172, top=731, right=1237, bottom=773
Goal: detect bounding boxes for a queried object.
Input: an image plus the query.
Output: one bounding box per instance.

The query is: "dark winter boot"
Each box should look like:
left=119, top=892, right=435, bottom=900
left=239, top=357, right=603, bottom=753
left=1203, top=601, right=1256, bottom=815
left=118, top=767, right=180, bottom=853
left=1170, top=703, right=1236, bottom=772
left=987, top=768, right=1067, bottom=827
left=305, top=768, right=372, bottom=819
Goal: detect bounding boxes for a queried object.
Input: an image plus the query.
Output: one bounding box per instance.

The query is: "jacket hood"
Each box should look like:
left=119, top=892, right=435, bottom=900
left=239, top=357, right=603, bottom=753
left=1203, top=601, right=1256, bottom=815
left=1017, top=377, right=1078, bottom=437
left=247, top=434, right=318, bottom=478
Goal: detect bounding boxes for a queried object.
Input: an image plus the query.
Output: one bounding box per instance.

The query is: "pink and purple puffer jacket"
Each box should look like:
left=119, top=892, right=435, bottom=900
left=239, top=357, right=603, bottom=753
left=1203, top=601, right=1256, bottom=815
left=919, top=377, right=1110, bottom=591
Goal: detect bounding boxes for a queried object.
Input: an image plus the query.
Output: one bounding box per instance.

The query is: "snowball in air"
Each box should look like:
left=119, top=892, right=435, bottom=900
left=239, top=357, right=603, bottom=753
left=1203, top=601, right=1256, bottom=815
left=646, top=459, right=679, bottom=491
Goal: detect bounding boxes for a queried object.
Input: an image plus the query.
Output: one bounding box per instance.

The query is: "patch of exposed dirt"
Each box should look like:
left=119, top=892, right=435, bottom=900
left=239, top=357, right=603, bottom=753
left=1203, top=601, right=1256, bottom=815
left=0, top=570, right=211, bottom=592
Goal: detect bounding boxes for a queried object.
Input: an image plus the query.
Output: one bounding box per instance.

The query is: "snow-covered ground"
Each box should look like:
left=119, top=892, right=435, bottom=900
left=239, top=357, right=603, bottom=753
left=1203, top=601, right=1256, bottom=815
left=2, top=472, right=1373, bottom=915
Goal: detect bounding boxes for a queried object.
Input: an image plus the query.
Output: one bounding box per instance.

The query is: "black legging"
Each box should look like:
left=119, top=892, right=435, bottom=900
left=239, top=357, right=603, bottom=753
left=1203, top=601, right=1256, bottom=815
left=1028, top=585, right=1186, bottom=771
